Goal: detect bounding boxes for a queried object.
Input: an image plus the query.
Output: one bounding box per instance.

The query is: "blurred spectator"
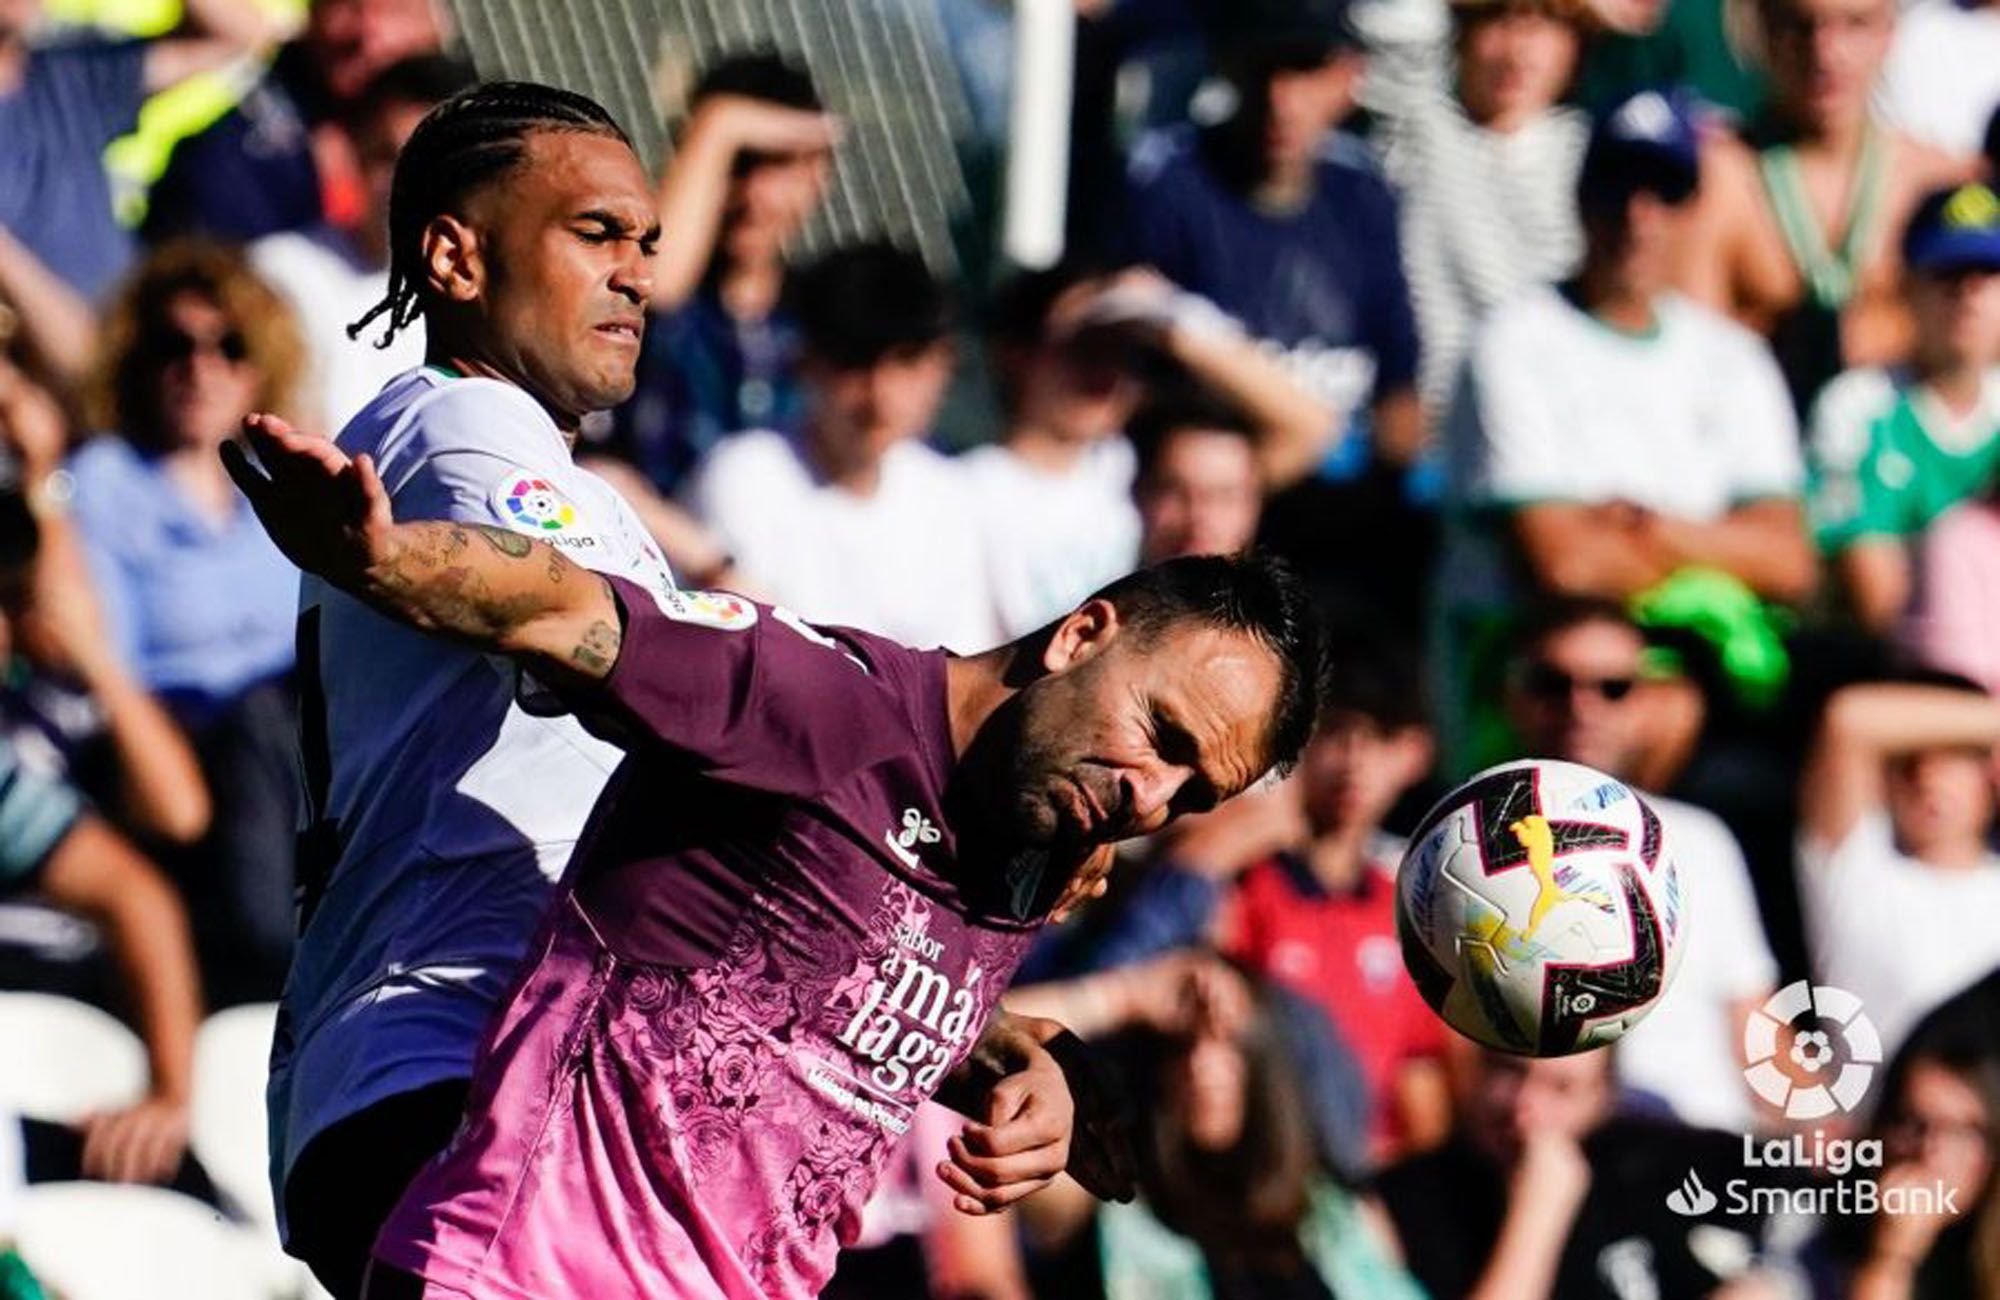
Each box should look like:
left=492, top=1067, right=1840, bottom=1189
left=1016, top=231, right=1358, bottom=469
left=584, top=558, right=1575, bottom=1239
left=1374, top=0, right=1590, bottom=433
left=1877, top=0, right=2000, bottom=163
left=0, top=0, right=275, bottom=305
left=604, top=51, right=837, bottom=497
left=1805, top=1022, right=2000, bottom=1299
left=968, top=263, right=1333, bottom=639
left=1902, top=488, right=2000, bottom=698
left=70, top=241, right=305, bottom=1004
left=0, top=730, right=203, bottom=1188
left=1131, top=391, right=1268, bottom=564
left=250, top=53, right=473, bottom=430
left=143, top=0, right=447, bottom=244
left=684, top=241, right=998, bottom=651
left=1121, top=0, right=1423, bottom=474
left=1376, top=1048, right=1782, bottom=1298
left=1798, top=677, right=2000, bottom=1055
left=1572, top=0, right=1768, bottom=123
left=1502, top=597, right=1777, bottom=1132
left=1679, top=0, right=1971, bottom=412
left=1809, top=182, right=2000, bottom=634
left=0, top=483, right=211, bottom=847
left=1012, top=961, right=1424, bottom=1299
left=1440, top=89, right=1811, bottom=771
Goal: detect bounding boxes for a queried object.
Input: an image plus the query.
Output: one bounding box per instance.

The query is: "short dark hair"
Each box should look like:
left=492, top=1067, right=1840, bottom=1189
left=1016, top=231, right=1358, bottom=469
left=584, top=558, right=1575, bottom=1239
left=1129, top=386, right=1259, bottom=484
left=1090, top=552, right=1327, bottom=775
left=691, top=49, right=822, bottom=114
left=1509, top=595, right=1638, bottom=664
left=986, top=259, right=1108, bottom=351
left=349, top=81, right=633, bottom=349
left=789, top=242, right=953, bottom=369
left=1320, top=622, right=1428, bottom=732
left=0, top=489, right=39, bottom=580
left=351, top=54, right=478, bottom=125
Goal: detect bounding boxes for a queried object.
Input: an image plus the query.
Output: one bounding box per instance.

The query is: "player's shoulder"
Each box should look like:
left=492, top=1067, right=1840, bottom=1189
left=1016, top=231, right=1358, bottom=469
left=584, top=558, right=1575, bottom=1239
left=344, top=369, right=563, bottom=470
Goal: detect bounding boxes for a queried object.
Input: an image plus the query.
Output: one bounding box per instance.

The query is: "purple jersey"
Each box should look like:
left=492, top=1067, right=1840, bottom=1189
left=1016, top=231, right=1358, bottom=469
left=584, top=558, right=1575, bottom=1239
left=375, top=580, right=1040, bottom=1299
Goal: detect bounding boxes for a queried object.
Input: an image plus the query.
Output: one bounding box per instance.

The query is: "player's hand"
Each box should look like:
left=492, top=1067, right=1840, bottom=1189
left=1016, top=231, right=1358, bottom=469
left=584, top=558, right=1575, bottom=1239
left=937, top=1017, right=1074, bottom=1215
left=1046, top=844, right=1116, bottom=922
left=78, top=1093, right=190, bottom=1185
left=223, top=412, right=394, bottom=589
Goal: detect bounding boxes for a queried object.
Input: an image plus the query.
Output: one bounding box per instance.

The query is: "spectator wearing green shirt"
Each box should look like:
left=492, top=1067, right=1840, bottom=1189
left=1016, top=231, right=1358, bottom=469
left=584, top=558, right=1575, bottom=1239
left=1808, top=182, right=2000, bottom=634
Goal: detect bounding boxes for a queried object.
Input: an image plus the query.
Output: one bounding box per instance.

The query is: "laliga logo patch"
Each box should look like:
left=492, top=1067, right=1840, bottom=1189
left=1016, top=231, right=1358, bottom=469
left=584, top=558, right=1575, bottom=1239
left=1742, top=980, right=1881, bottom=1119
left=494, top=475, right=577, bottom=533
left=655, top=587, right=757, bottom=631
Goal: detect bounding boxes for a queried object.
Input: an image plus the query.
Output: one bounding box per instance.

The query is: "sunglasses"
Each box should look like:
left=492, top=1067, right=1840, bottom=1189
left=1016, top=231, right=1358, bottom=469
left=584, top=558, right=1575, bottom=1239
left=150, top=327, right=249, bottom=366
left=1520, top=663, right=1637, bottom=703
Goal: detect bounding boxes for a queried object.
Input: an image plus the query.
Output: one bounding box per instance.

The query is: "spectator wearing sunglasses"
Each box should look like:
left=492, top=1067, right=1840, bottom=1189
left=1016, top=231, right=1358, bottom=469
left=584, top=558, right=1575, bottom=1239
left=1503, top=597, right=1778, bottom=1133
left=65, top=240, right=306, bottom=1005
left=1439, top=90, right=1813, bottom=774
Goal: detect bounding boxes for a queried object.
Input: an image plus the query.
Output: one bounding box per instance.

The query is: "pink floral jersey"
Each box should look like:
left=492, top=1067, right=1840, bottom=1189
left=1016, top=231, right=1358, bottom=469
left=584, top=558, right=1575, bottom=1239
left=373, top=581, right=1042, bottom=1298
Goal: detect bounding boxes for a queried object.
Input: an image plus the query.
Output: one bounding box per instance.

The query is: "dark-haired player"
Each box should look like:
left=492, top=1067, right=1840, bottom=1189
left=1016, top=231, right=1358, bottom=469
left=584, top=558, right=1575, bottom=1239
left=267, top=81, right=682, bottom=1297
left=229, top=412, right=1325, bottom=1299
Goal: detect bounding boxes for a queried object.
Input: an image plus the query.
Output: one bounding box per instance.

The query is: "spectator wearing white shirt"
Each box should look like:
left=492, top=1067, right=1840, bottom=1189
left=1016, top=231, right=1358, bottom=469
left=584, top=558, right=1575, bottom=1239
left=1439, top=90, right=1814, bottom=770
left=250, top=55, right=474, bottom=430
left=1501, top=597, right=1777, bottom=1133
left=1374, top=0, right=1592, bottom=432
left=1799, top=676, right=2000, bottom=1058
left=685, top=242, right=999, bottom=651
left=1876, top=0, right=2000, bottom=164
left=966, top=263, right=1336, bottom=640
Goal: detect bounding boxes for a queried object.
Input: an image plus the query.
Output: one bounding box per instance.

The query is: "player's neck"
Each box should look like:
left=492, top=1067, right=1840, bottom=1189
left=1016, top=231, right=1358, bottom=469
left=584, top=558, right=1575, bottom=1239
left=943, top=651, right=1017, bottom=760
left=425, top=348, right=581, bottom=447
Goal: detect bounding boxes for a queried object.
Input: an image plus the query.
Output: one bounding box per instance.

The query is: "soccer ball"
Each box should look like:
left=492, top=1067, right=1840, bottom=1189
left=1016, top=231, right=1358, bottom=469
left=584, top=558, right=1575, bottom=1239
left=1395, top=759, right=1687, bottom=1056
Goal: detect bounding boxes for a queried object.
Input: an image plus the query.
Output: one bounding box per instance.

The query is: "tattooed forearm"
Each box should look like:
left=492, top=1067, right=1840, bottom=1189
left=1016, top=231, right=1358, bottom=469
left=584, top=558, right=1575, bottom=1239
left=349, top=521, right=615, bottom=678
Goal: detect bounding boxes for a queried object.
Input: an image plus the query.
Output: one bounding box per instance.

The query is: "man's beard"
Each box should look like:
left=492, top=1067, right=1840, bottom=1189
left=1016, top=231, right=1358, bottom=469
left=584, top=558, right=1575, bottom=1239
left=948, top=683, right=1092, bottom=921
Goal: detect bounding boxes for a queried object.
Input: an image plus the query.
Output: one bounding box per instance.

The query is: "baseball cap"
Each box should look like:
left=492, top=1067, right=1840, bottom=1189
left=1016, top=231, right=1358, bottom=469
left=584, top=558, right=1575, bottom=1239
left=1903, top=183, right=2000, bottom=276
left=1578, top=89, right=1703, bottom=208
left=1205, top=0, right=1361, bottom=64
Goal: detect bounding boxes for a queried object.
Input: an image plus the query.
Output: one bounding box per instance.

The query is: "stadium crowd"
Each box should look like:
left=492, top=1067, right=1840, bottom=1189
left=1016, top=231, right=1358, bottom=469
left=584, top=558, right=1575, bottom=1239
left=4, top=0, right=2000, bottom=1294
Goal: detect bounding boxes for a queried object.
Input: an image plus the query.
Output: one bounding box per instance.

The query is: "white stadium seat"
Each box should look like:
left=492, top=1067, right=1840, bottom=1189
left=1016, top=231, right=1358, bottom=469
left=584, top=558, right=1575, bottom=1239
left=192, top=1003, right=280, bottom=1228
left=14, top=1183, right=282, bottom=1300
left=0, top=992, right=146, bottom=1122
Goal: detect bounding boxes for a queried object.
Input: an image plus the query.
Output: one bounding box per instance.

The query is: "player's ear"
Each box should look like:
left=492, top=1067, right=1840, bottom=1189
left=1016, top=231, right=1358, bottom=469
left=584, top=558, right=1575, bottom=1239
left=1042, top=599, right=1120, bottom=675
left=422, top=214, right=484, bottom=305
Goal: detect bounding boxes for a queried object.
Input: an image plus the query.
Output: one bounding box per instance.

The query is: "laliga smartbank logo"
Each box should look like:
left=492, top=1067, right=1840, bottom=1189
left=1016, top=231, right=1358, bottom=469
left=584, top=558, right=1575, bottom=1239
left=1666, top=981, right=1958, bottom=1220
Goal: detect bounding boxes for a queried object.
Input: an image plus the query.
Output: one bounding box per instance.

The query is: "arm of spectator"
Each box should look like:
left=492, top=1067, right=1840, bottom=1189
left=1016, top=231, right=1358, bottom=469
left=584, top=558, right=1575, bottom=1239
left=650, top=96, right=840, bottom=312
left=40, top=817, right=201, bottom=1184
left=1509, top=502, right=1678, bottom=598
left=0, top=231, right=97, bottom=392
left=143, top=0, right=287, bottom=94
left=1800, top=683, right=2000, bottom=853
left=1644, top=498, right=1818, bottom=605
left=1837, top=539, right=1910, bottom=636
left=924, top=1202, right=1034, bottom=1300
left=1371, top=388, right=1425, bottom=473
left=1389, top=1056, right=1452, bottom=1154
left=1465, top=1131, right=1592, bottom=1300
left=579, top=455, right=758, bottom=593
left=26, top=516, right=211, bottom=844
left=1675, top=136, right=1752, bottom=317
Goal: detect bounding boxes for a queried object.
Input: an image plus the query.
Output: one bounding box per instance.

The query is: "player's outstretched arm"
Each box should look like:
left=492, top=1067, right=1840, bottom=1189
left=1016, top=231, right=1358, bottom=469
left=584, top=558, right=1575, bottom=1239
left=223, top=414, right=621, bottom=686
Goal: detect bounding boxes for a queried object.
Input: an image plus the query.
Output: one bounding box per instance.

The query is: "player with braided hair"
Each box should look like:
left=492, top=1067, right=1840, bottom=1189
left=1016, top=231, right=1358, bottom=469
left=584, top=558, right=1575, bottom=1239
left=267, top=80, right=682, bottom=1297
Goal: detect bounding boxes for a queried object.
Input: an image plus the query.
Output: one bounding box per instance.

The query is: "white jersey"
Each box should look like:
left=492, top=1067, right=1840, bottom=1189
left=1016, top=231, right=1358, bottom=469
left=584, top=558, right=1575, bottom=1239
left=268, top=368, right=676, bottom=1211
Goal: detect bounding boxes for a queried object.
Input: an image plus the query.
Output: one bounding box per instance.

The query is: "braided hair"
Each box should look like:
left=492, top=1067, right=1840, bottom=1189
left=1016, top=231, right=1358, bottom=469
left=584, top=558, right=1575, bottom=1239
left=349, top=80, right=633, bottom=349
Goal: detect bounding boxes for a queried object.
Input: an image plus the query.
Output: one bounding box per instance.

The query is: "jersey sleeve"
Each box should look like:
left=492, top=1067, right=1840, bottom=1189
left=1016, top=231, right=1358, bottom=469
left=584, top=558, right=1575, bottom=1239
left=587, top=577, right=910, bottom=797
left=372, top=381, right=588, bottom=535
left=0, top=737, right=84, bottom=896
